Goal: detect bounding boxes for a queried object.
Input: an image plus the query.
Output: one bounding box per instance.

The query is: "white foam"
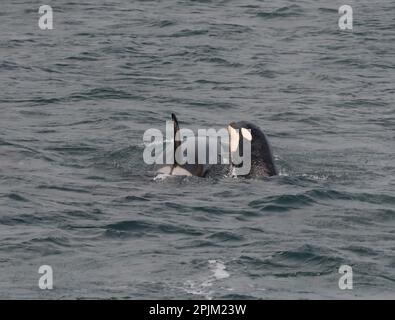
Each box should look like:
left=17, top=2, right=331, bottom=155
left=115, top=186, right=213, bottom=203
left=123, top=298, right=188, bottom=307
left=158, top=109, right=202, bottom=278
left=301, top=173, right=329, bottom=181
left=182, top=260, right=230, bottom=300
left=230, top=167, right=238, bottom=178
left=279, top=168, right=289, bottom=176
left=209, top=260, right=230, bottom=280
left=278, top=170, right=329, bottom=180
left=183, top=280, right=214, bottom=300
left=153, top=173, right=170, bottom=181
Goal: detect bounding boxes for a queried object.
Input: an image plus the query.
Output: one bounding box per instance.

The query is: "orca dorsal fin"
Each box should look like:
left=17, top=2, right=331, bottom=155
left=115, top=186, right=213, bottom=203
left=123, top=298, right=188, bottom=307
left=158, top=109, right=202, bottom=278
left=171, top=113, right=181, bottom=165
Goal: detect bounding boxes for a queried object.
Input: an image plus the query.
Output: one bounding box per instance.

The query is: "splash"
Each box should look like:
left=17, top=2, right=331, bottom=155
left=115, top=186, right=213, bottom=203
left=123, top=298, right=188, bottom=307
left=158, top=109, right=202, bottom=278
left=153, top=173, right=170, bottom=181
left=209, top=259, right=230, bottom=280
left=183, top=260, right=230, bottom=299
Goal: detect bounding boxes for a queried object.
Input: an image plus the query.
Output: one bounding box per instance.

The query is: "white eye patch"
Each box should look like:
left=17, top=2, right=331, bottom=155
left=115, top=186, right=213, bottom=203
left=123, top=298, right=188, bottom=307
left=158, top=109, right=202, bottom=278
left=228, top=125, right=240, bottom=153
left=241, top=128, right=252, bottom=141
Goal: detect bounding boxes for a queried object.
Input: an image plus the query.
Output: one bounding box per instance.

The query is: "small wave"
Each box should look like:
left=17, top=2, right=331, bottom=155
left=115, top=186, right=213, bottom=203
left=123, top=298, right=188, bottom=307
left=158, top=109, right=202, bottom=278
left=28, top=236, right=71, bottom=247
left=238, top=245, right=342, bottom=277
left=36, top=184, right=90, bottom=194
left=5, top=193, right=29, bottom=202
left=249, top=188, right=395, bottom=213
left=65, top=52, right=100, bottom=61
left=249, top=193, right=316, bottom=211
left=0, top=214, right=46, bottom=226
left=118, top=195, right=150, bottom=202
left=194, top=56, right=242, bottom=68
left=371, top=209, right=395, bottom=222
left=0, top=60, right=32, bottom=71
left=68, top=88, right=143, bottom=101
left=307, top=189, right=395, bottom=205
left=256, top=5, right=304, bottom=19
left=207, top=232, right=244, bottom=242
left=15, top=236, right=73, bottom=255
left=169, top=29, right=209, bottom=38
left=341, top=245, right=380, bottom=257
left=151, top=20, right=176, bottom=28
left=0, top=88, right=144, bottom=105
left=103, top=220, right=204, bottom=238
left=318, top=7, right=338, bottom=14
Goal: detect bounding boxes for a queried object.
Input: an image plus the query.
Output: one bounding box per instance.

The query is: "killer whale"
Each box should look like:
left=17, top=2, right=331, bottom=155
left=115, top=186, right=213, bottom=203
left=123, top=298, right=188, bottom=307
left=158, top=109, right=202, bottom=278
left=156, top=113, right=221, bottom=177
left=155, top=114, right=277, bottom=178
left=228, top=121, right=277, bottom=177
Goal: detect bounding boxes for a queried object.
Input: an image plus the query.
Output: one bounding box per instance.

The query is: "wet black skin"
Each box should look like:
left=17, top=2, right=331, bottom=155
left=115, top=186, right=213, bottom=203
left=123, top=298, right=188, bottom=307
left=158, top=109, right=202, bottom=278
left=229, top=121, right=278, bottom=177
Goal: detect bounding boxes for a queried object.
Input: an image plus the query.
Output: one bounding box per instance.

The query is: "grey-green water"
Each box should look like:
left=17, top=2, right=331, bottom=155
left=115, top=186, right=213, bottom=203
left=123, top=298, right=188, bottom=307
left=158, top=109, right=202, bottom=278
left=0, top=0, right=394, bottom=299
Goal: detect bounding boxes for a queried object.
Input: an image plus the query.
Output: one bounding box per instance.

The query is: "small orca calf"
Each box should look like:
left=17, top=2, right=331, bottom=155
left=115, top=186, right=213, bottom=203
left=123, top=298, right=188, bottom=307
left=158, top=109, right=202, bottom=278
left=156, top=114, right=277, bottom=178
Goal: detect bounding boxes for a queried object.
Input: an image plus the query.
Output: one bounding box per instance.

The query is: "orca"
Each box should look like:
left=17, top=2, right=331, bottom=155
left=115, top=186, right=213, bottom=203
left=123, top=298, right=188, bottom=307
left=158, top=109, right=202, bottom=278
left=155, top=114, right=277, bottom=178
left=228, top=121, right=277, bottom=177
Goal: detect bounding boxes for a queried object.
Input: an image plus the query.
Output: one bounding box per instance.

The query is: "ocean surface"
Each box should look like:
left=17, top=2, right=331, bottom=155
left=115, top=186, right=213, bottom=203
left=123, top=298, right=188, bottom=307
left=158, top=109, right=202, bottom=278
left=0, top=0, right=394, bottom=299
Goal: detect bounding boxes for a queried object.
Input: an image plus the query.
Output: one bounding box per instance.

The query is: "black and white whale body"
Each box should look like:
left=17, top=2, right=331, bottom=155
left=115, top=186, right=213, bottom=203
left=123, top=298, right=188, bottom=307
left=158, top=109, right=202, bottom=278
left=156, top=114, right=222, bottom=177
left=227, top=121, right=278, bottom=177
left=155, top=114, right=277, bottom=178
